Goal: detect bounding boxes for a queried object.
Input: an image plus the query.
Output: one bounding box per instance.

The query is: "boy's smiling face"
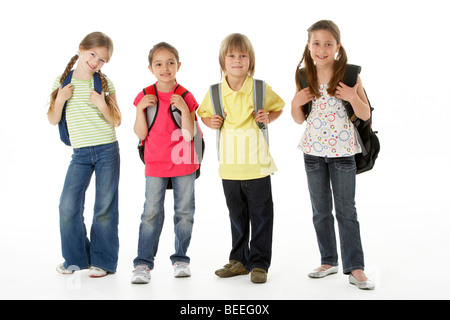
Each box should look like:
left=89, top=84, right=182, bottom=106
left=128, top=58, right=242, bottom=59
left=224, top=50, right=250, bottom=79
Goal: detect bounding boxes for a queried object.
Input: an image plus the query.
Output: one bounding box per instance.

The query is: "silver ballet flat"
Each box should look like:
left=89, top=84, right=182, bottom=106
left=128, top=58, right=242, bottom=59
left=349, top=274, right=375, bottom=290
left=308, top=266, right=338, bottom=278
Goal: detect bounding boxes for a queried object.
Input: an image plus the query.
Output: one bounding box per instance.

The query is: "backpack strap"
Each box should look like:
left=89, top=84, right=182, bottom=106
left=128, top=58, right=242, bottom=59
left=172, top=84, right=204, bottom=165
left=62, top=71, right=102, bottom=93
left=210, top=83, right=225, bottom=160
left=61, top=70, right=74, bottom=88
left=92, top=72, right=102, bottom=94
left=253, top=79, right=269, bottom=146
left=298, top=68, right=312, bottom=118
left=343, top=64, right=361, bottom=88
left=58, top=71, right=102, bottom=146
left=170, top=84, right=190, bottom=129
left=253, top=79, right=265, bottom=129
left=210, top=83, right=224, bottom=119
left=142, top=84, right=159, bottom=133
left=210, top=80, right=269, bottom=160
left=342, top=64, right=362, bottom=122
left=59, top=71, right=75, bottom=146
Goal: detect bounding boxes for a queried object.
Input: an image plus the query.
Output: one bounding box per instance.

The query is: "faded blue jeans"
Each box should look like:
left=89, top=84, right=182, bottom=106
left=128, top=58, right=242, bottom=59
left=133, top=172, right=196, bottom=269
left=303, top=154, right=364, bottom=274
left=59, top=141, right=120, bottom=273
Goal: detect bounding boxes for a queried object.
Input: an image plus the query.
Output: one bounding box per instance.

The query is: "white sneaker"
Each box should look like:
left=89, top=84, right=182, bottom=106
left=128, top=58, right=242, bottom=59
left=308, top=266, right=338, bottom=278
left=173, top=261, right=191, bottom=278
left=89, top=267, right=108, bottom=278
left=56, top=263, right=75, bottom=275
left=131, top=265, right=151, bottom=284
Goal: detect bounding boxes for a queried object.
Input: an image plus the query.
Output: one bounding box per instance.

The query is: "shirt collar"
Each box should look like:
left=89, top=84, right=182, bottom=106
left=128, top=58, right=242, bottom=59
left=221, top=76, right=253, bottom=96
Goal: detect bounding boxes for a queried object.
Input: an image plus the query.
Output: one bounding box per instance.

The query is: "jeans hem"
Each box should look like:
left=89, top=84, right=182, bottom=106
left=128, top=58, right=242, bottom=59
left=321, top=261, right=339, bottom=267
left=91, top=264, right=117, bottom=274
left=343, top=266, right=365, bottom=275
left=247, top=265, right=269, bottom=273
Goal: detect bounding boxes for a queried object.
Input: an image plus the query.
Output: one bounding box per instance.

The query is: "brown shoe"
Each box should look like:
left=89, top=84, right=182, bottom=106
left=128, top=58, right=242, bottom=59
left=250, top=268, right=267, bottom=283
left=215, top=260, right=249, bottom=278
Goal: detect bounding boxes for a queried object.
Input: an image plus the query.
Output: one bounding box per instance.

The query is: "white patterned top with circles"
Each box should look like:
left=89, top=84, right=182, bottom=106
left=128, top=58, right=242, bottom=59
left=298, top=84, right=361, bottom=158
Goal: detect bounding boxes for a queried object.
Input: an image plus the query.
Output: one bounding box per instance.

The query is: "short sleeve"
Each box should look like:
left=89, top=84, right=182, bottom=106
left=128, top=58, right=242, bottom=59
left=133, top=91, right=145, bottom=107
left=264, top=83, right=285, bottom=113
left=197, top=90, right=214, bottom=118
left=52, top=76, right=62, bottom=91
left=106, top=77, right=116, bottom=95
left=183, top=91, right=199, bottom=113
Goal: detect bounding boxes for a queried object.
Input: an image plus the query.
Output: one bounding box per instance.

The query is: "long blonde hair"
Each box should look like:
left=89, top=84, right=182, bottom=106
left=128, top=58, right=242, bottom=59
left=48, top=32, right=121, bottom=126
left=219, top=33, right=256, bottom=78
left=295, top=20, right=348, bottom=98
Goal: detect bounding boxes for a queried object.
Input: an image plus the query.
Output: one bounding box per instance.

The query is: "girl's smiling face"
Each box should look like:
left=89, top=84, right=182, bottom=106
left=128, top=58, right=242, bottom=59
left=78, top=46, right=109, bottom=74
left=308, top=30, right=341, bottom=66
left=149, top=48, right=180, bottom=85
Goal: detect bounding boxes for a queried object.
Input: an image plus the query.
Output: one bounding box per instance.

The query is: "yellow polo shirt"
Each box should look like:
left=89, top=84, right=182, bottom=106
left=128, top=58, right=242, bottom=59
left=198, top=76, right=285, bottom=180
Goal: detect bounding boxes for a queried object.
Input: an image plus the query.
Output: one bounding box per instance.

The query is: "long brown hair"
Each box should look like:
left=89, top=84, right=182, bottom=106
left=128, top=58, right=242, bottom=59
left=295, top=20, right=348, bottom=98
left=48, top=32, right=121, bottom=126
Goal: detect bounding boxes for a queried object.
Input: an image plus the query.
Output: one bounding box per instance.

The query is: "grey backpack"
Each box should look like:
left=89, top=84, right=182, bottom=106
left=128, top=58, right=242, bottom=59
left=209, top=79, right=268, bottom=159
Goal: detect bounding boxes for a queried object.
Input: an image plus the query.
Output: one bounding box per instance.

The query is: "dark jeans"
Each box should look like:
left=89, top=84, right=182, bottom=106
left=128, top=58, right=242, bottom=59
left=304, top=154, right=364, bottom=274
left=222, top=176, right=273, bottom=272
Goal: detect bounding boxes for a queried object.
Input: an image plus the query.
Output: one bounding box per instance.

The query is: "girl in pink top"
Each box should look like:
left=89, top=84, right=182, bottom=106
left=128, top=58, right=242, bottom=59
left=131, top=42, right=199, bottom=283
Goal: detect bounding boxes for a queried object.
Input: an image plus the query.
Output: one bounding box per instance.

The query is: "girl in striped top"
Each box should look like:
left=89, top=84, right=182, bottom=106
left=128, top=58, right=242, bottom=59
left=47, top=32, right=121, bottom=278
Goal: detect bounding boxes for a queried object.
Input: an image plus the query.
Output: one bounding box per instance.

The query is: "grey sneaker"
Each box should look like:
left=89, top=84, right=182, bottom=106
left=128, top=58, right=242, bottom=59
left=173, top=261, right=191, bottom=278
left=215, top=260, right=249, bottom=278
left=131, top=265, right=151, bottom=284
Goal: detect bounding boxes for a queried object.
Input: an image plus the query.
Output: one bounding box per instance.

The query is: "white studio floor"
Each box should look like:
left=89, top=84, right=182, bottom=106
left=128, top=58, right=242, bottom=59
left=0, top=136, right=449, bottom=301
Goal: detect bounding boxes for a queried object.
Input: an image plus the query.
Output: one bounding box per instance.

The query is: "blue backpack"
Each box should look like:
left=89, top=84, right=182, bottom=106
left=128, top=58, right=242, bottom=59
left=58, top=71, right=102, bottom=146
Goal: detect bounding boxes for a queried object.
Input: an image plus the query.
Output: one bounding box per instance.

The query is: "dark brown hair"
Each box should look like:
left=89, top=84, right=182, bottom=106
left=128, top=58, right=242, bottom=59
left=148, top=42, right=180, bottom=65
left=295, top=20, right=348, bottom=98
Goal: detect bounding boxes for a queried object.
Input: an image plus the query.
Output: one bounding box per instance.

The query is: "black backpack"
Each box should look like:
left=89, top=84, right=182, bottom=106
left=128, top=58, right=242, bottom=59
left=299, top=64, right=380, bottom=174
left=137, top=84, right=205, bottom=189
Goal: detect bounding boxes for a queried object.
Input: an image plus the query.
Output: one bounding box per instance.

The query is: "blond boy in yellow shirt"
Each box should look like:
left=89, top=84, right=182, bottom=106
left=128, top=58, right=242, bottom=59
left=197, top=33, right=284, bottom=283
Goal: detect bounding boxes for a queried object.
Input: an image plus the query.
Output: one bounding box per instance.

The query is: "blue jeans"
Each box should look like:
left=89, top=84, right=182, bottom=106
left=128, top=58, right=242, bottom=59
left=133, top=172, right=196, bottom=269
left=59, top=141, right=120, bottom=273
left=222, top=176, right=274, bottom=272
left=303, top=154, right=364, bottom=274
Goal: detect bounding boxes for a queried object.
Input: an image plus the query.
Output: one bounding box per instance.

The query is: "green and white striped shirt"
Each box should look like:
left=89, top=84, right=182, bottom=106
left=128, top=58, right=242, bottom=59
left=53, top=75, right=117, bottom=148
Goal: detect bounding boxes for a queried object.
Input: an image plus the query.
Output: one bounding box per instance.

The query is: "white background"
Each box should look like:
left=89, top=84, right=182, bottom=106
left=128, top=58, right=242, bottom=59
left=0, top=0, right=449, bottom=300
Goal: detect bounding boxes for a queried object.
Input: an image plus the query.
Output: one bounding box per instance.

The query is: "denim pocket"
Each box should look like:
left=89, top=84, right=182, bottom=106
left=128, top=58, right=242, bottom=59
left=303, top=154, right=320, bottom=172
left=334, top=156, right=356, bottom=172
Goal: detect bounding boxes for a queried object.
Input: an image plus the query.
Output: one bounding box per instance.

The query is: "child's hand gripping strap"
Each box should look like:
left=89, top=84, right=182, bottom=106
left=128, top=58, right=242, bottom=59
left=253, top=79, right=269, bottom=146
left=210, top=83, right=224, bottom=160
left=59, top=71, right=102, bottom=146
